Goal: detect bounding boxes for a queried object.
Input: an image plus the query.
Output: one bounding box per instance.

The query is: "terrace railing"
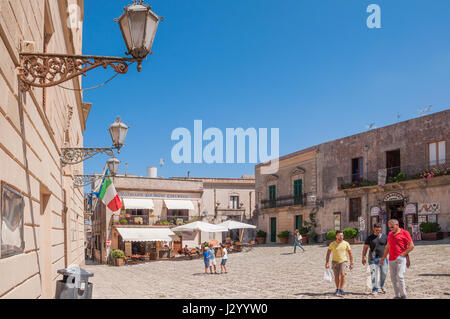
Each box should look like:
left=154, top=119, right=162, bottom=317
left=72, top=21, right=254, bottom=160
left=260, top=194, right=307, bottom=209
left=337, top=160, right=450, bottom=190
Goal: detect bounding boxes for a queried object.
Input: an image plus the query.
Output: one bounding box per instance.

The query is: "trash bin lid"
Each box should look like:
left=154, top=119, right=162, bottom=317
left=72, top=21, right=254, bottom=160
left=57, top=267, right=94, bottom=278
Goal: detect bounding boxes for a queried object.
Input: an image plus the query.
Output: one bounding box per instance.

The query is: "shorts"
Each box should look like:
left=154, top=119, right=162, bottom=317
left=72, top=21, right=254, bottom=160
left=221, top=259, right=227, bottom=266
left=204, top=260, right=210, bottom=268
left=210, top=258, right=217, bottom=266
left=332, top=261, right=348, bottom=277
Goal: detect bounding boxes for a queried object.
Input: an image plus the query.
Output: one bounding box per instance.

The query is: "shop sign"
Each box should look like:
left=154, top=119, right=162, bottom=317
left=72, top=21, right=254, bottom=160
left=378, top=169, right=387, bottom=186
left=370, top=206, right=381, bottom=216
left=358, top=217, right=366, bottom=231
left=106, top=239, right=111, bottom=248
left=418, top=203, right=440, bottom=215
left=383, top=192, right=403, bottom=202
left=412, top=224, right=421, bottom=241
left=404, top=203, right=417, bottom=215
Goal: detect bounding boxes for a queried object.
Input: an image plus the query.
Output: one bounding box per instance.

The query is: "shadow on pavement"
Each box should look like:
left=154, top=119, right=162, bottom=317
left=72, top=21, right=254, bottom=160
left=418, top=274, right=450, bottom=277
left=294, top=291, right=370, bottom=297
left=192, top=272, right=222, bottom=276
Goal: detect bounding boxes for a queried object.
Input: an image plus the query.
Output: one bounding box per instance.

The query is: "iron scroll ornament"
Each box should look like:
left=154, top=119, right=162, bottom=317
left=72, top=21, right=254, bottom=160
left=74, top=175, right=104, bottom=188
left=61, top=147, right=115, bottom=165
left=18, top=53, right=137, bottom=92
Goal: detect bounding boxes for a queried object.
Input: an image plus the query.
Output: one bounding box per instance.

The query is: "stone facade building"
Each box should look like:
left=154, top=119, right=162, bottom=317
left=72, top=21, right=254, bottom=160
left=91, top=172, right=255, bottom=264
left=255, top=110, right=450, bottom=242
left=0, top=0, right=87, bottom=298
left=255, top=147, right=323, bottom=243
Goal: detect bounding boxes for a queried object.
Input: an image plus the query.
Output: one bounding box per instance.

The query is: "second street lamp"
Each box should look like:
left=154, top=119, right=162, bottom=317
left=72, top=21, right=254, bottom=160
left=61, top=117, right=129, bottom=165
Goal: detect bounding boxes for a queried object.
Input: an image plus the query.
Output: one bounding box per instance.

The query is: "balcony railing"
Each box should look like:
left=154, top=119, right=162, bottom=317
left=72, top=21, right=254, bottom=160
left=337, top=160, right=450, bottom=190
left=260, top=194, right=306, bottom=209
left=115, top=214, right=150, bottom=225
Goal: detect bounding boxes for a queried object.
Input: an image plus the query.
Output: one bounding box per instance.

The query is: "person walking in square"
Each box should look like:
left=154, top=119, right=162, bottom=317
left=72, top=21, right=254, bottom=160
left=220, top=243, right=228, bottom=274
left=325, top=230, right=354, bottom=296
left=203, top=246, right=210, bottom=274
left=293, top=229, right=305, bottom=253
left=380, top=219, right=414, bottom=299
left=362, top=224, right=388, bottom=295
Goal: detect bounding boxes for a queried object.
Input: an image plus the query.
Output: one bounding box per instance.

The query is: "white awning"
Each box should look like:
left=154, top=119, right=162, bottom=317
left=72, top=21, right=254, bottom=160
left=164, top=199, right=195, bottom=210
left=123, top=198, right=154, bottom=210
left=116, top=227, right=175, bottom=242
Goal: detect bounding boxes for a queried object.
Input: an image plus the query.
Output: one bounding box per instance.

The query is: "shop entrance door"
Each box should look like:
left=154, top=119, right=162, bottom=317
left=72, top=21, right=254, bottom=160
left=387, top=201, right=404, bottom=229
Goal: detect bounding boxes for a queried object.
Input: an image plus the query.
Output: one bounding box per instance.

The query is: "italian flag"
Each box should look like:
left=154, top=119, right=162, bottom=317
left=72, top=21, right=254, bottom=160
left=98, top=175, right=122, bottom=212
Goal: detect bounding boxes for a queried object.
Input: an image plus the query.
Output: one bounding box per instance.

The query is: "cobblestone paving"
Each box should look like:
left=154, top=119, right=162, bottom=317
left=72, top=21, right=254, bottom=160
left=84, top=239, right=450, bottom=299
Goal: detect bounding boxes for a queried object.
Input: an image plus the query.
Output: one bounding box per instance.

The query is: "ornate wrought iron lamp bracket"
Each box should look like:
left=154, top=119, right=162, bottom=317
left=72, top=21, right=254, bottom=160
left=74, top=175, right=104, bottom=188
left=61, top=147, right=116, bottom=166
left=18, top=52, right=137, bottom=92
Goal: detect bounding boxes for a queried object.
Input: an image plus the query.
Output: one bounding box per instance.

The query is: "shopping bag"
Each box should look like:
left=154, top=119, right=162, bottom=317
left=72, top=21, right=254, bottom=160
left=323, top=269, right=334, bottom=283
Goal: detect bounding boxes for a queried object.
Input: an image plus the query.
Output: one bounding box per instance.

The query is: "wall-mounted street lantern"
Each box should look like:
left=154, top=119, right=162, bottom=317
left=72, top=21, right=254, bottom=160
left=107, top=157, right=121, bottom=176
left=62, top=117, right=128, bottom=165
left=74, top=157, right=120, bottom=188
left=18, top=0, right=161, bottom=92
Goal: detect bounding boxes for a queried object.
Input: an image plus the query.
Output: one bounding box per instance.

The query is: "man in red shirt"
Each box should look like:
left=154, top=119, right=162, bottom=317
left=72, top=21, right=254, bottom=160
left=380, top=219, right=415, bottom=299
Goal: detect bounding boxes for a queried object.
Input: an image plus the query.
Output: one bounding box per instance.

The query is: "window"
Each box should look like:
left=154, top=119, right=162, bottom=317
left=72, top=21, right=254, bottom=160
left=349, top=198, right=361, bottom=222
left=269, top=185, right=276, bottom=208
left=386, top=150, right=401, bottom=179
left=1, top=184, right=25, bottom=258
left=167, top=210, right=189, bottom=224
left=351, top=157, right=363, bottom=182
left=429, top=141, right=446, bottom=166
left=293, top=180, right=303, bottom=205
left=229, top=196, right=239, bottom=209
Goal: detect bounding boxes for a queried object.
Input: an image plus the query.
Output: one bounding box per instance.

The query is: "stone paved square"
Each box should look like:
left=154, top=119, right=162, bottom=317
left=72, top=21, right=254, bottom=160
left=84, top=240, right=450, bottom=299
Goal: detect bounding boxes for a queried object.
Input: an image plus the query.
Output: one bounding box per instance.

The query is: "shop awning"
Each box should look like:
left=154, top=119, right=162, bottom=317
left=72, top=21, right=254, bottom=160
left=116, top=227, right=174, bottom=242
left=123, top=198, right=154, bottom=210
left=164, top=199, right=195, bottom=210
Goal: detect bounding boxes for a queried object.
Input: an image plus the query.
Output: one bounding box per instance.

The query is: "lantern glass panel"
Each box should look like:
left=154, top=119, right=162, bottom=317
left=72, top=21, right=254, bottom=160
left=119, top=13, right=132, bottom=53
left=129, top=7, right=147, bottom=52
left=144, top=12, right=159, bottom=52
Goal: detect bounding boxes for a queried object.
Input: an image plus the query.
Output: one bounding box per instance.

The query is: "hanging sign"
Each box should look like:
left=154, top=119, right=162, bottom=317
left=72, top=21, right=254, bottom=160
left=418, top=203, right=440, bottom=215
left=370, top=206, right=381, bottom=216
left=404, top=203, right=417, bottom=215
left=358, top=217, right=366, bottom=231
left=383, top=192, right=404, bottom=202
left=378, top=169, right=387, bottom=186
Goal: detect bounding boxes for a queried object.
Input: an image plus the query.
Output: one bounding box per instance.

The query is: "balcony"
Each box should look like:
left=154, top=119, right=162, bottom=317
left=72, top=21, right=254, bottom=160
left=337, top=160, right=450, bottom=190
left=114, top=214, right=150, bottom=226
left=260, top=194, right=306, bottom=209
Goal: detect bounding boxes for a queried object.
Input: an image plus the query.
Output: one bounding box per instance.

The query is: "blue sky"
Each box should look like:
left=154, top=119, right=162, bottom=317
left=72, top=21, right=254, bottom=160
left=81, top=0, right=450, bottom=178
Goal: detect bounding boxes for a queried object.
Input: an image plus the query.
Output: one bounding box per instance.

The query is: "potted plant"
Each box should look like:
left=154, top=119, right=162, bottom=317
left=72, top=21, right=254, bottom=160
left=309, top=232, right=318, bottom=243
left=299, top=227, right=309, bottom=244
left=343, top=227, right=359, bottom=244
left=111, top=249, right=125, bottom=266
left=420, top=222, right=441, bottom=241
left=120, top=219, right=128, bottom=225
left=326, top=230, right=337, bottom=245
left=277, top=230, right=290, bottom=244
left=255, top=230, right=267, bottom=244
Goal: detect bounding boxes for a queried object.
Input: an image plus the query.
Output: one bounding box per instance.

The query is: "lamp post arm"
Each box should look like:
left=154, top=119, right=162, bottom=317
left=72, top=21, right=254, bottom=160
left=61, top=147, right=116, bottom=165
left=18, top=53, right=137, bottom=92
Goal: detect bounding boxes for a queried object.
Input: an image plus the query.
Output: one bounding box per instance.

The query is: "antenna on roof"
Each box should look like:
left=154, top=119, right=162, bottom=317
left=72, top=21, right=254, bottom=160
left=397, top=112, right=401, bottom=123
left=418, top=105, right=432, bottom=115
left=365, top=123, right=377, bottom=130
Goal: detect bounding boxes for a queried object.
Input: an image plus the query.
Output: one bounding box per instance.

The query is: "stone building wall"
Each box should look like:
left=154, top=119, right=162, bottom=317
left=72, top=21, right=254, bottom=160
left=0, top=0, right=86, bottom=299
